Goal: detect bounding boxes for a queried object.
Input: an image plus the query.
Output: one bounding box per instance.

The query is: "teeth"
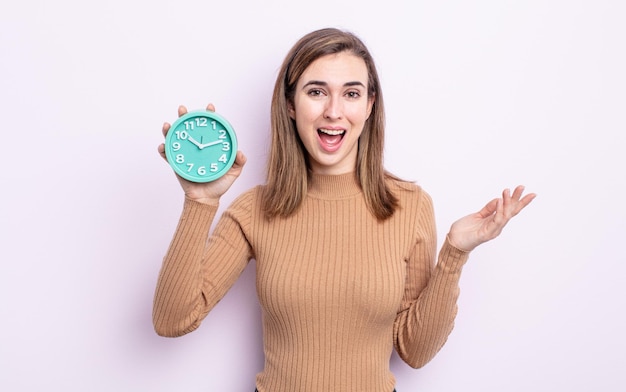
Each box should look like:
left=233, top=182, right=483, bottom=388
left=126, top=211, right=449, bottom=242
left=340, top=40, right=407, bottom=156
left=319, top=128, right=345, bottom=136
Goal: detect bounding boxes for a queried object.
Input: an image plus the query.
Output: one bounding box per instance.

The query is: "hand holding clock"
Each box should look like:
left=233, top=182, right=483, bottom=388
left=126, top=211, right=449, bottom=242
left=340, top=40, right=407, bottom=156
left=158, top=104, right=247, bottom=205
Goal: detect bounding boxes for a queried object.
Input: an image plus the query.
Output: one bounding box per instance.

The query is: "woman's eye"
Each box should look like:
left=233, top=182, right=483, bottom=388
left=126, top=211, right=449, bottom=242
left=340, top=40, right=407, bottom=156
left=307, top=89, right=323, bottom=97
left=346, top=91, right=361, bottom=99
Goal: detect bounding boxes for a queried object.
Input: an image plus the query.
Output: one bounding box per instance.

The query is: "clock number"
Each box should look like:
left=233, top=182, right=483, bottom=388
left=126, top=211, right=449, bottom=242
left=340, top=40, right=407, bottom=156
left=218, top=154, right=227, bottom=163
left=184, top=118, right=207, bottom=129
left=175, top=131, right=188, bottom=140
left=172, top=142, right=181, bottom=151
left=211, top=121, right=217, bottom=130
left=185, top=118, right=209, bottom=130
left=218, top=129, right=227, bottom=139
left=176, top=154, right=185, bottom=164
left=186, top=163, right=194, bottom=172
left=222, top=142, right=230, bottom=151
left=198, top=166, right=206, bottom=175
left=210, top=163, right=218, bottom=172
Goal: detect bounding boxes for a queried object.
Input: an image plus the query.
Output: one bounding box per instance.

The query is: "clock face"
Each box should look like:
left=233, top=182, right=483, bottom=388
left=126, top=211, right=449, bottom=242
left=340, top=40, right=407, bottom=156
left=164, top=111, right=237, bottom=183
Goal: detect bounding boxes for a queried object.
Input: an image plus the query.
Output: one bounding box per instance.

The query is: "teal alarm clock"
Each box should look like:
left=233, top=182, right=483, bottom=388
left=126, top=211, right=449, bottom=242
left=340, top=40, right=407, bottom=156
left=164, top=110, right=238, bottom=183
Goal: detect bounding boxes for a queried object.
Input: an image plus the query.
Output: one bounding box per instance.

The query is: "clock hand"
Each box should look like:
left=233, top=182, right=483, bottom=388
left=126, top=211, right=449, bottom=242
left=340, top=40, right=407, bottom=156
left=187, top=136, right=203, bottom=149
left=199, top=140, right=224, bottom=149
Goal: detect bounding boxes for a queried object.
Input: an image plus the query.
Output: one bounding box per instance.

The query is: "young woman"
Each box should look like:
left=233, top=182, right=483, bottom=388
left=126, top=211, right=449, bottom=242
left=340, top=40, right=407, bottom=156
left=154, top=28, right=535, bottom=392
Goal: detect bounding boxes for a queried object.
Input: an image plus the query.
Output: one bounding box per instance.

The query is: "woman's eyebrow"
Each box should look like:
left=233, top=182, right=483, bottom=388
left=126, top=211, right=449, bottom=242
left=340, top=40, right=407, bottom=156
left=302, top=80, right=366, bottom=88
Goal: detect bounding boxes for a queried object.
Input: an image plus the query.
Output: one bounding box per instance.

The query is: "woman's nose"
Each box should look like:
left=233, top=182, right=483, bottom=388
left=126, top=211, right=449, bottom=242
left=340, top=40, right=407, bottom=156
left=323, top=96, right=342, bottom=120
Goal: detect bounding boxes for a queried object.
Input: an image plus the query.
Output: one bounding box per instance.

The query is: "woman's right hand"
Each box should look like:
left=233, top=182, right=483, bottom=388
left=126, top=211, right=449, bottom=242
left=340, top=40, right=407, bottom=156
left=158, top=104, right=247, bottom=205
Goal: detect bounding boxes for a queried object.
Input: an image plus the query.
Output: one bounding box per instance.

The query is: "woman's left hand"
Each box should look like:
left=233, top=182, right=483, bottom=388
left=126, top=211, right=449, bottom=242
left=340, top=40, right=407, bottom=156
left=447, top=185, right=536, bottom=252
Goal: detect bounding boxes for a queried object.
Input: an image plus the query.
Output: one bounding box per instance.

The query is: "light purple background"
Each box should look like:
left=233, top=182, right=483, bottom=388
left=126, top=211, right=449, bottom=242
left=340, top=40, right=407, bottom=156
left=1, top=1, right=624, bottom=391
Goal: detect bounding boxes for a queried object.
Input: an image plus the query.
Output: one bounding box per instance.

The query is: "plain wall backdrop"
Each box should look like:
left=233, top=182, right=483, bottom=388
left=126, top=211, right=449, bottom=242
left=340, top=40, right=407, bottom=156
left=1, top=0, right=625, bottom=390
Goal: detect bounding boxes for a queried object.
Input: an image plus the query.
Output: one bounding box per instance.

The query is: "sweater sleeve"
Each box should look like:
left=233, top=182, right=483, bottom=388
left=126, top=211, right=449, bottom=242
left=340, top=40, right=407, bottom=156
left=393, top=190, right=470, bottom=368
left=152, top=194, right=254, bottom=337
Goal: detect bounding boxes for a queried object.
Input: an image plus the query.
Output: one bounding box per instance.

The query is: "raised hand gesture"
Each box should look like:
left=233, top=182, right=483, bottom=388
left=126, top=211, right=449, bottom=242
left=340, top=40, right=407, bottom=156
left=447, top=185, right=536, bottom=251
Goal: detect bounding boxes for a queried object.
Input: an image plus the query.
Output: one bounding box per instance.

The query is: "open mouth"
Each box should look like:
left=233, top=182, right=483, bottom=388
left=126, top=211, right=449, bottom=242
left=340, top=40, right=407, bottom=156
left=317, top=128, right=346, bottom=151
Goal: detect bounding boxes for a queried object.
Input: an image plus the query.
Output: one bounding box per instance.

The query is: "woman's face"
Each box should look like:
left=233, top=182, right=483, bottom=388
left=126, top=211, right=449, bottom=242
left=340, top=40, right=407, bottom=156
left=289, top=52, right=374, bottom=175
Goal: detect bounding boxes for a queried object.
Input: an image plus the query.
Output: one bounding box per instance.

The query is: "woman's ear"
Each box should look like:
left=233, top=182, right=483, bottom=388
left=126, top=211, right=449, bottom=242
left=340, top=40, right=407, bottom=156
left=366, top=94, right=375, bottom=119
left=287, top=101, right=296, bottom=119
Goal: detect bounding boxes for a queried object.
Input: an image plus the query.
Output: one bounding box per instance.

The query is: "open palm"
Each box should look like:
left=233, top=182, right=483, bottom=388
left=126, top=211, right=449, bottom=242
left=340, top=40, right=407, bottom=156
left=448, top=186, right=536, bottom=251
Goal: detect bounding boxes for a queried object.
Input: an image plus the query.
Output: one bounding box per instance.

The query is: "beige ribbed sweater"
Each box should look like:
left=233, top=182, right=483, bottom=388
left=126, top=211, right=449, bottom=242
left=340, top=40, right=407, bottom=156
left=153, top=172, right=469, bottom=392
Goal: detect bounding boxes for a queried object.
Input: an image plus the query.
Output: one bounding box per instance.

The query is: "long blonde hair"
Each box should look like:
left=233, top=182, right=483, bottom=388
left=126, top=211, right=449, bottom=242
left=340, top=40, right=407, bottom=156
left=262, top=28, right=399, bottom=220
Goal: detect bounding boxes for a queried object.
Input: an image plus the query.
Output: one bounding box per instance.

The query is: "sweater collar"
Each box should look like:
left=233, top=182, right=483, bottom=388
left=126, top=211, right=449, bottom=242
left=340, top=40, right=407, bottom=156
left=307, top=172, right=362, bottom=199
